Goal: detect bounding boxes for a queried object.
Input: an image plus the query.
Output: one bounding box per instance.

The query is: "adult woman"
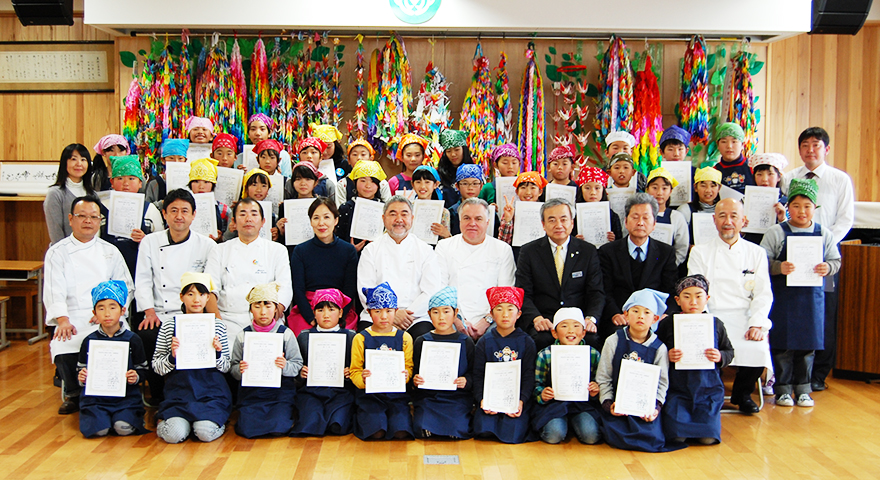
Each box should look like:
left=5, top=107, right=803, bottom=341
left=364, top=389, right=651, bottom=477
left=288, top=197, right=359, bottom=336
left=43, top=144, right=96, bottom=245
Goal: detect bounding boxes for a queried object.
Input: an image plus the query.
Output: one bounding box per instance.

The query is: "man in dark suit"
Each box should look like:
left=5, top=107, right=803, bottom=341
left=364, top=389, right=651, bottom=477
left=515, top=198, right=605, bottom=351
left=598, top=192, right=678, bottom=340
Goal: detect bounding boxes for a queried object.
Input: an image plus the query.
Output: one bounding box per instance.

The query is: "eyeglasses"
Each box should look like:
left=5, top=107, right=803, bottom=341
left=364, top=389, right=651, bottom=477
left=72, top=214, right=102, bottom=221
left=458, top=181, right=482, bottom=188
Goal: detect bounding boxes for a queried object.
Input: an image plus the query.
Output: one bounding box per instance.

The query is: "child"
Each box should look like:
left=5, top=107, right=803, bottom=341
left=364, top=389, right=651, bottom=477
left=211, top=133, right=238, bottom=169
left=597, top=288, right=684, bottom=452
left=606, top=153, right=640, bottom=191
left=713, top=122, right=754, bottom=194
left=334, top=139, right=392, bottom=206
left=659, top=125, right=691, bottom=163
left=337, top=160, right=386, bottom=250
left=92, top=134, right=130, bottom=191
left=297, top=137, right=335, bottom=198
left=230, top=282, right=303, bottom=438
left=146, top=139, right=189, bottom=206
left=760, top=178, right=840, bottom=408
left=77, top=280, right=149, bottom=438
left=350, top=283, right=414, bottom=440
left=645, top=167, right=689, bottom=266
left=448, top=164, right=500, bottom=237
left=186, top=116, right=215, bottom=144
left=277, top=162, right=322, bottom=240
left=546, top=145, right=578, bottom=187
left=438, top=129, right=473, bottom=208
left=531, top=307, right=602, bottom=445
left=236, top=114, right=292, bottom=177
left=605, top=131, right=646, bottom=191
left=412, top=165, right=452, bottom=241
left=744, top=153, right=790, bottom=245
left=412, top=287, right=475, bottom=439
left=655, top=275, right=734, bottom=445
left=223, top=169, right=278, bottom=242
left=677, top=167, right=721, bottom=227
left=310, top=123, right=347, bottom=178
left=153, top=272, right=231, bottom=444
left=292, top=288, right=358, bottom=436
left=389, top=133, right=430, bottom=193
left=478, top=143, right=521, bottom=204
left=189, top=157, right=230, bottom=240
left=473, top=286, right=536, bottom=444
left=498, top=171, right=548, bottom=247
left=574, top=166, right=622, bottom=242
left=254, top=139, right=284, bottom=177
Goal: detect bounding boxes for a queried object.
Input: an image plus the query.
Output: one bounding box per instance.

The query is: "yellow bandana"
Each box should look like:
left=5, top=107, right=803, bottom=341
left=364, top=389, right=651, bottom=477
left=188, top=157, right=219, bottom=183
left=693, top=166, right=721, bottom=184
left=246, top=282, right=281, bottom=304
left=349, top=160, right=387, bottom=181
left=310, top=123, right=343, bottom=143
left=242, top=168, right=273, bottom=199
left=646, top=167, right=680, bottom=189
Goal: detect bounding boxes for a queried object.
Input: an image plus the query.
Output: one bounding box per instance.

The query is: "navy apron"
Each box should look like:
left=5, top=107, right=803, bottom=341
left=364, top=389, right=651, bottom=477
left=768, top=222, right=825, bottom=351
left=530, top=347, right=602, bottom=433
left=393, top=173, right=412, bottom=192
left=412, top=332, right=473, bottom=439
left=291, top=329, right=357, bottom=436
left=234, top=324, right=297, bottom=438
left=353, top=329, right=414, bottom=440
left=602, top=329, right=686, bottom=452
left=662, top=320, right=724, bottom=442
left=157, top=347, right=232, bottom=426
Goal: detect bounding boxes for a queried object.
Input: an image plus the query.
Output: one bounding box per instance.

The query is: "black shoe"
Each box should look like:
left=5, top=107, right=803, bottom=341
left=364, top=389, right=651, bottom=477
left=58, top=398, right=79, bottom=415
left=811, top=380, right=827, bottom=392
left=731, top=396, right=760, bottom=414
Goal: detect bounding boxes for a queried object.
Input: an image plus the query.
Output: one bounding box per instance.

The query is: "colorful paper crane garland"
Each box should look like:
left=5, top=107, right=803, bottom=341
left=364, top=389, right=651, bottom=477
left=516, top=42, right=546, bottom=175
left=631, top=53, right=663, bottom=176
left=594, top=35, right=634, bottom=143
left=412, top=61, right=450, bottom=165
left=494, top=52, right=512, bottom=144
left=680, top=35, right=709, bottom=146
left=376, top=34, right=413, bottom=161
left=461, top=42, right=497, bottom=174
left=726, top=51, right=758, bottom=159
left=250, top=37, right=270, bottom=118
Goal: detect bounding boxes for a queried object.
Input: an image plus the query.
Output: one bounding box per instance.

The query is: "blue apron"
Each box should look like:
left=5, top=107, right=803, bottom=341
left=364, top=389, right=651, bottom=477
left=662, top=319, right=724, bottom=442
left=353, top=329, right=414, bottom=440
left=234, top=324, right=297, bottom=438
left=412, top=332, right=473, bottom=438
left=291, top=329, right=357, bottom=436
left=602, top=329, right=686, bottom=452
left=157, top=344, right=232, bottom=427
left=768, top=222, right=825, bottom=350
left=393, top=173, right=412, bottom=192
left=530, top=348, right=602, bottom=433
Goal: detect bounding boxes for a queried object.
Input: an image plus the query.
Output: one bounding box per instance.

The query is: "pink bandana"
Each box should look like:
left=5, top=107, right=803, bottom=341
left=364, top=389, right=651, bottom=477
left=93, top=134, right=130, bottom=155
left=309, top=288, right=352, bottom=310
left=185, top=116, right=214, bottom=133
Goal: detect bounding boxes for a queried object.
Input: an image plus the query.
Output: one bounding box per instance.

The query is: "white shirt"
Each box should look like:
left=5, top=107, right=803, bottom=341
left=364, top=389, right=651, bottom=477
left=548, top=236, right=570, bottom=260
left=435, top=234, right=516, bottom=324
left=357, top=232, right=442, bottom=324
left=782, top=162, right=855, bottom=245
left=205, top=236, right=293, bottom=333
left=687, top=235, right=773, bottom=330
left=135, top=229, right=216, bottom=316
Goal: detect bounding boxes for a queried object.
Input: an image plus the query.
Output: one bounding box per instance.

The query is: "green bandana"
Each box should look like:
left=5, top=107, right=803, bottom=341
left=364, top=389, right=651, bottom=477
left=715, top=122, right=745, bottom=142
left=439, top=129, right=467, bottom=149
left=110, top=155, right=144, bottom=181
left=788, top=177, right=819, bottom=205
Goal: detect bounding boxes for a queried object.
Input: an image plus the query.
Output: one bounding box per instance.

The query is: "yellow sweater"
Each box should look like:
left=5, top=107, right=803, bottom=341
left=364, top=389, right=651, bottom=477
left=349, top=327, right=414, bottom=389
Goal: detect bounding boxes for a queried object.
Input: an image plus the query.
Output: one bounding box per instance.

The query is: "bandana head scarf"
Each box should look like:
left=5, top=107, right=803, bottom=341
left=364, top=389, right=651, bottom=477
left=659, top=125, right=692, bottom=147
left=788, top=178, right=819, bottom=205
left=94, top=134, right=130, bottom=156
left=310, top=123, right=344, bottom=143
left=246, top=282, right=281, bottom=304
left=513, top=171, right=548, bottom=189
left=693, top=166, right=722, bottom=184
left=646, top=167, right=680, bottom=189
left=395, top=133, right=429, bottom=161
left=91, top=280, right=128, bottom=307
left=604, top=130, right=636, bottom=148
left=242, top=168, right=272, bottom=198
left=161, top=139, right=189, bottom=158
left=180, top=272, right=214, bottom=291
left=715, top=122, right=745, bottom=142
left=548, top=145, right=575, bottom=163
left=293, top=160, right=323, bottom=179
left=248, top=113, right=275, bottom=130
left=622, top=288, right=669, bottom=316
left=347, top=138, right=376, bottom=157
left=110, top=155, right=144, bottom=181
left=413, top=165, right=441, bottom=182
left=254, top=139, right=284, bottom=156
left=748, top=152, right=789, bottom=172
left=439, top=129, right=468, bottom=149
left=185, top=116, right=214, bottom=133
left=607, top=152, right=634, bottom=169
left=428, top=286, right=458, bottom=310
left=349, top=160, right=387, bottom=181
left=675, top=274, right=710, bottom=296
left=297, top=137, right=327, bottom=155
left=189, top=157, right=219, bottom=183
left=455, top=164, right=484, bottom=183
left=577, top=166, right=609, bottom=186
left=363, top=282, right=398, bottom=309
left=212, top=133, right=238, bottom=153
left=491, top=143, right=521, bottom=163
left=486, top=286, right=524, bottom=310
left=552, top=307, right=585, bottom=329
left=310, top=288, right=352, bottom=310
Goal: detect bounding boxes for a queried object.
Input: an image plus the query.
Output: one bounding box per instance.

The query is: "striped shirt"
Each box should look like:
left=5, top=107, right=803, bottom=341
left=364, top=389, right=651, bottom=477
left=152, top=315, right=231, bottom=375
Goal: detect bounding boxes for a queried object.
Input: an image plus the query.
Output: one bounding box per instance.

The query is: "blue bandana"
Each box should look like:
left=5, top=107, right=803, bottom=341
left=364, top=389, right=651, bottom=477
left=659, top=125, right=691, bottom=147
left=428, top=286, right=458, bottom=310
left=622, top=288, right=669, bottom=316
left=91, top=280, right=128, bottom=307
left=413, top=165, right=441, bottom=182
left=162, top=139, right=190, bottom=158
left=455, top=164, right=484, bottom=183
left=363, top=282, right=398, bottom=309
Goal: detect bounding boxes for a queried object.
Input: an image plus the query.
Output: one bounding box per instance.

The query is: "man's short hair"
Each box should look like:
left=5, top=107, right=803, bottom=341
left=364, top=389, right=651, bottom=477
left=383, top=195, right=413, bottom=214
left=540, top=197, right=574, bottom=221
left=624, top=192, right=659, bottom=219
left=459, top=197, right=490, bottom=218
left=798, top=127, right=830, bottom=148
left=70, top=195, right=101, bottom=213
left=233, top=197, right=265, bottom=218
left=163, top=188, right=197, bottom=212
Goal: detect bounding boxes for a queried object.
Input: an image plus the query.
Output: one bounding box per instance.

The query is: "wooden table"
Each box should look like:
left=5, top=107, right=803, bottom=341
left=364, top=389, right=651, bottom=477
left=0, top=260, right=47, bottom=345
left=0, top=296, right=9, bottom=351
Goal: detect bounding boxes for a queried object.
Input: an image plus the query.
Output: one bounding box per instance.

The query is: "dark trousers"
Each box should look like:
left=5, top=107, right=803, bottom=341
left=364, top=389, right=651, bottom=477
left=54, top=353, right=81, bottom=399
left=133, top=317, right=164, bottom=403
left=812, top=281, right=838, bottom=384
left=731, top=366, right=765, bottom=402
left=772, top=349, right=815, bottom=396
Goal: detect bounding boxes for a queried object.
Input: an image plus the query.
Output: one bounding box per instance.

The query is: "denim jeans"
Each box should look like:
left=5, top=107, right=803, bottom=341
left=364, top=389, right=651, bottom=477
left=540, top=411, right=601, bottom=444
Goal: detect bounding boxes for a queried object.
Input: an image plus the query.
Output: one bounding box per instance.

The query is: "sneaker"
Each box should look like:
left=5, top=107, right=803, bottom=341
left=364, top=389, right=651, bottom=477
left=775, top=394, right=794, bottom=407
left=762, top=384, right=775, bottom=396
left=796, top=394, right=815, bottom=407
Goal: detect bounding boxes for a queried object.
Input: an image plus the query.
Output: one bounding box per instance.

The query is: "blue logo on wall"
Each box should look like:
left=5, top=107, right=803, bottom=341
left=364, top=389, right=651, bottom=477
left=389, top=0, right=441, bottom=24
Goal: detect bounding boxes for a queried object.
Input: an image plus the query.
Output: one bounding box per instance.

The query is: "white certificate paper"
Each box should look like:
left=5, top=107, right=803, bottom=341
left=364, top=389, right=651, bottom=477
left=691, top=212, right=717, bottom=246
left=318, top=160, right=338, bottom=188
left=412, top=199, right=445, bottom=245
left=719, top=184, right=744, bottom=202
left=107, top=191, right=144, bottom=239
left=306, top=333, right=347, bottom=388
left=365, top=350, right=407, bottom=394
left=488, top=205, right=496, bottom=235
left=174, top=314, right=217, bottom=370
left=242, top=145, right=258, bottom=171
left=267, top=173, right=284, bottom=217
left=613, top=359, right=661, bottom=417
left=85, top=339, right=129, bottom=397
left=787, top=236, right=824, bottom=287
left=607, top=188, right=634, bottom=227
left=551, top=345, right=591, bottom=401
left=215, top=166, right=244, bottom=208
left=191, top=192, right=218, bottom=237
left=495, top=176, right=517, bottom=213
left=283, top=199, right=315, bottom=246
left=512, top=201, right=545, bottom=247
left=649, top=223, right=674, bottom=245
left=241, top=331, right=284, bottom=388
left=418, top=341, right=461, bottom=391
left=742, top=186, right=780, bottom=234
left=165, top=162, right=191, bottom=193
left=544, top=184, right=577, bottom=205
left=577, top=201, right=611, bottom=248
left=662, top=161, right=692, bottom=207
left=483, top=360, right=521, bottom=414
left=673, top=314, right=715, bottom=370
left=258, top=200, right=273, bottom=240
left=350, top=197, right=385, bottom=241
left=186, top=143, right=212, bottom=162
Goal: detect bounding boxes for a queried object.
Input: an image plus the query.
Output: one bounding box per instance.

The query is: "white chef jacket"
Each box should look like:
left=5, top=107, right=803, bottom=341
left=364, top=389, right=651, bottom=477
left=782, top=162, right=855, bottom=245
left=435, top=234, right=516, bottom=325
left=357, top=233, right=441, bottom=324
left=43, top=234, right=134, bottom=360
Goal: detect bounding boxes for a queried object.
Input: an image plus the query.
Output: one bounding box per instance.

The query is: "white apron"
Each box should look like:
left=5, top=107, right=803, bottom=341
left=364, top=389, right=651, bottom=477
left=713, top=308, right=771, bottom=368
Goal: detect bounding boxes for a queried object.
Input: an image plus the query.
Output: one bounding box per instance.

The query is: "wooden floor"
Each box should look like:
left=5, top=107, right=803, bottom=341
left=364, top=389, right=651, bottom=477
left=2, top=341, right=880, bottom=480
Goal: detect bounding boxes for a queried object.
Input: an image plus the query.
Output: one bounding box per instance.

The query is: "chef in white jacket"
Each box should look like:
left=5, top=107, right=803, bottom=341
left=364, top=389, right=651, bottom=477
left=435, top=198, right=516, bottom=340
left=44, top=196, right=134, bottom=414
left=205, top=197, right=292, bottom=339
left=687, top=198, right=773, bottom=414
left=357, top=195, right=442, bottom=340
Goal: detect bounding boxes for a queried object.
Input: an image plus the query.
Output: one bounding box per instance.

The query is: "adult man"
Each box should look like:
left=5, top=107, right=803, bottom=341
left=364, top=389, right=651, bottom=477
left=515, top=198, right=604, bottom=351
left=205, top=197, right=292, bottom=339
left=782, top=127, right=854, bottom=392
left=435, top=198, right=516, bottom=339
left=688, top=198, right=772, bottom=413
left=357, top=195, right=441, bottom=339
left=598, top=193, right=677, bottom=340
left=135, top=189, right=217, bottom=404
left=44, top=196, right=134, bottom=414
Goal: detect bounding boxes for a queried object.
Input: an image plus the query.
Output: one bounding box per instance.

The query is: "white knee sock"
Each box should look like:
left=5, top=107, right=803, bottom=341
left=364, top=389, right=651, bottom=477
left=113, top=420, right=136, bottom=436
left=192, top=420, right=225, bottom=442
left=157, top=417, right=191, bottom=443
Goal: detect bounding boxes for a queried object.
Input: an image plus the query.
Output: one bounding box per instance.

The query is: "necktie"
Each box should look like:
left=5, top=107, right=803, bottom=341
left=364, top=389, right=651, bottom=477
left=805, top=171, right=816, bottom=180
left=634, top=246, right=644, bottom=263
left=554, top=245, right=564, bottom=284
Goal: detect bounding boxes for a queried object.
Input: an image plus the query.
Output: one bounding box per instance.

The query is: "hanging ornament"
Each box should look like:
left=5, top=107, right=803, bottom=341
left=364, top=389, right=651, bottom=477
left=411, top=61, right=450, bottom=165
left=330, top=37, right=342, bottom=126
left=348, top=34, right=368, bottom=141
left=461, top=42, right=496, bottom=175
left=594, top=35, right=634, bottom=142
left=680, top=35, right=709, bottom=146
left=494, top=52, right=512, bottom=144
left=229, top=38, right=248, bottom=150
left=139, top=58, right=161, bottom=166
left=516, top=42, right=546, bottom=175
left=268, top=37, right=285, bottom=142
left=122, top=70, right=141, bottom=156
left=175, top=31, right=194, bottom=139
left=250, top=36, right=270, bottom=117
left=632, top=53, right=663, bottom=176
left=376, top=34, right=412, bottom=161
left=726, top=50, right=758, bottom=159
